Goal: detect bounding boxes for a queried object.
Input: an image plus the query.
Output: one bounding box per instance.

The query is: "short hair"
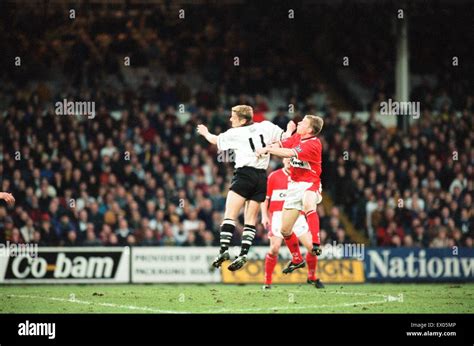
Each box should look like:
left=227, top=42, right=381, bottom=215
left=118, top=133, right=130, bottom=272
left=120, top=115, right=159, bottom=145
left=232, top=105, right=254, bottom=125
left=305, top=115, right=324, bottom=135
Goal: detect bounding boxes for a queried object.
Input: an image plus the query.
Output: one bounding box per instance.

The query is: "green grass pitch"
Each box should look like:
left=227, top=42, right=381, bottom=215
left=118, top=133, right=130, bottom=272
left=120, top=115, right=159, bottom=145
left=1, top=283, right=473, bottom=314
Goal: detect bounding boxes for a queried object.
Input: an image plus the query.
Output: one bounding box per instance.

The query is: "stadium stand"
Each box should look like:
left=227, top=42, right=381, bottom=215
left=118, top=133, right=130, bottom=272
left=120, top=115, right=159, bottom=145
left=0, top=1, right=472, bottom=249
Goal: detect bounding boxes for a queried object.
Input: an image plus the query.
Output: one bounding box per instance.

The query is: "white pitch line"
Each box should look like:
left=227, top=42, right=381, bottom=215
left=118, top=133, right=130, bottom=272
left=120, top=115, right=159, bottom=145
left=202, top=298, right=399, bottom=313
left=4, top=292, right=402, bottom=314
left=5, top=294, right=192, bottom=314
left=260, top=289, right=393, bottom=298
left=323, top=290, right=389, bottom=298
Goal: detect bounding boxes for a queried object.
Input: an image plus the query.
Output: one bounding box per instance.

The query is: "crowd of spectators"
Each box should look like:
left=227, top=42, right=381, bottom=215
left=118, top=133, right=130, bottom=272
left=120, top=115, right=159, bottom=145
left=0, top=2, right=472, bottom=249
left=321, top=107, right=473, bottom=248
left=0, top=2, right=309, bottom=107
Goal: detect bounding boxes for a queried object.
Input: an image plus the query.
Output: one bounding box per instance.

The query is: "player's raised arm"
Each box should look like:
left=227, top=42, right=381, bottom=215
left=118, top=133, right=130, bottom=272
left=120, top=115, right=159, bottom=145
left=196, top=124, right=218, bottom=145
left=282, top=120, right=296, bottom=140
left=257, top=146, right=296, bottom=158
left=266, top=120, right=295, bottom=146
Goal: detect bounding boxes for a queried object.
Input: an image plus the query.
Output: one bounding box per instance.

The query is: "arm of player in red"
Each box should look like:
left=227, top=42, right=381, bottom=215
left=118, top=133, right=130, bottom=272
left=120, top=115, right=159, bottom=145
left=257, top=134, right=299, bottom=158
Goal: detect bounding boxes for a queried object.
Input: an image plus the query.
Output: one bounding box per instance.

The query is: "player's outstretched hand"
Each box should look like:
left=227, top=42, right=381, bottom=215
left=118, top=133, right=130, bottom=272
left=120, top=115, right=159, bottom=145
left=256, top=147, right=268, bottom=157
left=286, top=120, right=296, bottom=133
left=261, top=215, right=271, bottom=230
left=196, top=124, right=209, bottom=136
left=0, top=192, right=15, bottom=207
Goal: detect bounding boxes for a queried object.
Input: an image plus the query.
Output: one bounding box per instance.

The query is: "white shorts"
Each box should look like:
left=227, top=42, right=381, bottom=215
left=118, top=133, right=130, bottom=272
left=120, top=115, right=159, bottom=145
left=269, top=211, right=308, bottom=238
left=283, top=181, right=323, bottom=211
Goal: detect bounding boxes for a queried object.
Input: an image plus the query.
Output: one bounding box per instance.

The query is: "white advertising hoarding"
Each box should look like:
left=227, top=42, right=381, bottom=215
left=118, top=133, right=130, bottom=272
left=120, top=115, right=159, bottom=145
left=132, top=247, right=222, bottom=283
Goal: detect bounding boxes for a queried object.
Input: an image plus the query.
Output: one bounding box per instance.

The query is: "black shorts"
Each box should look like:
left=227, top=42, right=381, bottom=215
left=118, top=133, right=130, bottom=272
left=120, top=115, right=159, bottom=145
left=229, top=166, right=267, bottom=202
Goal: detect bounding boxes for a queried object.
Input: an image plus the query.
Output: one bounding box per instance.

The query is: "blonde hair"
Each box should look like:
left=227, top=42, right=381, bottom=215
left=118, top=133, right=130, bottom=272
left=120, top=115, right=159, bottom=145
left=232, top=105, right=254, bottom=125
left=305, top=115, right=324, bottom=135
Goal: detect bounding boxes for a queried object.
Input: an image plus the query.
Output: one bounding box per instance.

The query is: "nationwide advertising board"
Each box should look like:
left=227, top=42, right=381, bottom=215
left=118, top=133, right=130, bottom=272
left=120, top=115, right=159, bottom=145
left=365, top=248, right=474, bottom=282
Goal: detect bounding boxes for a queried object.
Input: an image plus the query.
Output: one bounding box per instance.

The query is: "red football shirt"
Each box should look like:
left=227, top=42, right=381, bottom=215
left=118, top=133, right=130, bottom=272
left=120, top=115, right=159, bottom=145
left=266, top=168, right=290, bottom=214
left=280, top=133, right=322, bottom=189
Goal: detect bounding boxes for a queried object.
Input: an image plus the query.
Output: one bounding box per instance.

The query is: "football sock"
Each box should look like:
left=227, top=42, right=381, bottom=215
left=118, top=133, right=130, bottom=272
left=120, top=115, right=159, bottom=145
left=239, top=224, right=257, bottom=256
left=264, top=253, right=278, bottom=285
left=283, top=232, right=303, bottom=263
left=305, top=210, right=320, bottom=245
left=219, top=218, right=235, bottom=253
left=306, top=252, right=317, bottom=281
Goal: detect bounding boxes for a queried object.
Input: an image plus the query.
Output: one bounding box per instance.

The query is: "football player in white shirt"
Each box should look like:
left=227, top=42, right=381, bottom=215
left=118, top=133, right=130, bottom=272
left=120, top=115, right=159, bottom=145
left=197, top=105, right=295, bottom=271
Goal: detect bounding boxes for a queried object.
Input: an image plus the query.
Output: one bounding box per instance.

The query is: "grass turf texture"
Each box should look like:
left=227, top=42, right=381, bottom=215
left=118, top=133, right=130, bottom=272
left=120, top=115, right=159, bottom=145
left=1, top=283, right=472, bottom=314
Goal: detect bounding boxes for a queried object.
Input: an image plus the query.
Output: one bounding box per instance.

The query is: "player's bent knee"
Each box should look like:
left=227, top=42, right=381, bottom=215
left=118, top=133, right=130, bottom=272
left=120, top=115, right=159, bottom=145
left=303, top=203, right=315, bottom=213
left=280, top=228, right=292, bottom=237
left=270, top=245, right=280, bottom=257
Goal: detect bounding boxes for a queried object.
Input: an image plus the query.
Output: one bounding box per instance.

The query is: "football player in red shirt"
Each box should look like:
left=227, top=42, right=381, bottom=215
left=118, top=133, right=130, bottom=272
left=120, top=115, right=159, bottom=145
left=257, top=115, right=324, bottom=276
left=261, top=158, right=324, bottom=289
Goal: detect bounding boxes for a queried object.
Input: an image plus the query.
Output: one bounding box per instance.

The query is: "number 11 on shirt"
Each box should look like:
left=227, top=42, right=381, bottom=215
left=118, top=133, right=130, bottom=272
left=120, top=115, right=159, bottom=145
left=248, top=134, right=266, bottom=152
